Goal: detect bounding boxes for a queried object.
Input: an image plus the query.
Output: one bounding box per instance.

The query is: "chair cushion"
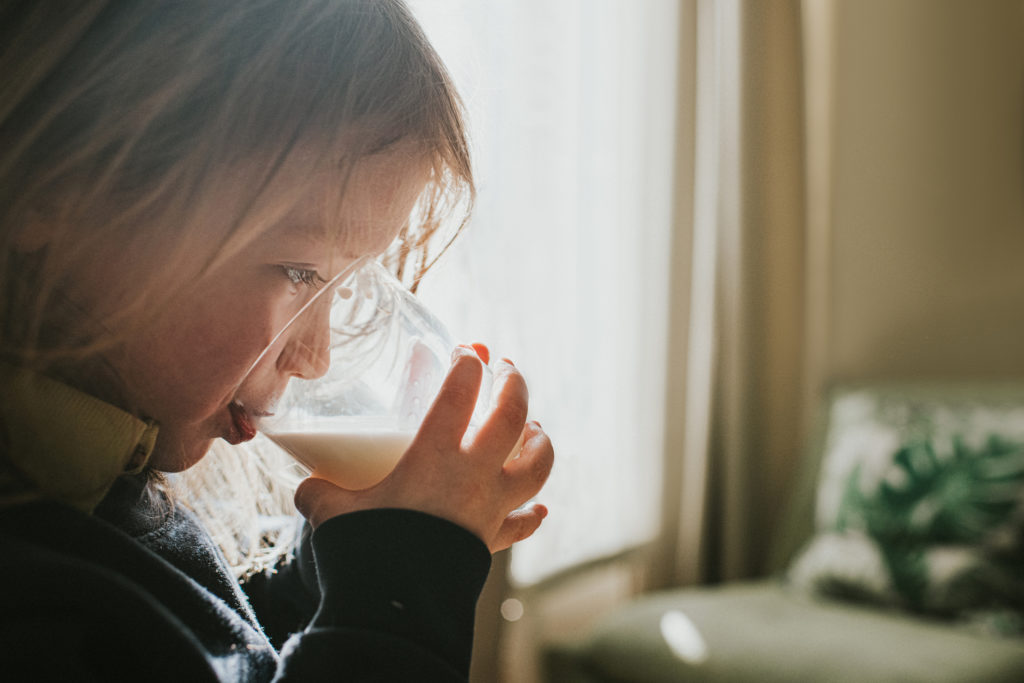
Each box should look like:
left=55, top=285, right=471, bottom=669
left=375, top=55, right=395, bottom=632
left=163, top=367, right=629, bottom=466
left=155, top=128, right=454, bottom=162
left=544, top=581, right=1024, bottom=682
left=786, top=384, right=1024, bottom=633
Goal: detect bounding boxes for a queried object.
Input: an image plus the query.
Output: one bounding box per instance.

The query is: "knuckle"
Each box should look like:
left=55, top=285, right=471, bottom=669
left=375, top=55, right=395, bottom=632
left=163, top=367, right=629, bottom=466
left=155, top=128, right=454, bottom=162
left=440, top=382, right=478, bottom=410
left=440, top=356, right=483, bottom=405
left=500, top=401, right=529, bottom=431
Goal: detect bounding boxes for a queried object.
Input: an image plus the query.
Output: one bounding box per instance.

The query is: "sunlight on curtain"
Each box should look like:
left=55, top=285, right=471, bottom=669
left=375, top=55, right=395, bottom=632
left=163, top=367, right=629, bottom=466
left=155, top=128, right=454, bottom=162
left=408, top=0, right=680, bottom=584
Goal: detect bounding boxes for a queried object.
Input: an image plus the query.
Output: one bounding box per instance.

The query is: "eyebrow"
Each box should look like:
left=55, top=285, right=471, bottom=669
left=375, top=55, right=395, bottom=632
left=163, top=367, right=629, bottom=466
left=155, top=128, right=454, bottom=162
left=268, top=223, right=370, bottom=270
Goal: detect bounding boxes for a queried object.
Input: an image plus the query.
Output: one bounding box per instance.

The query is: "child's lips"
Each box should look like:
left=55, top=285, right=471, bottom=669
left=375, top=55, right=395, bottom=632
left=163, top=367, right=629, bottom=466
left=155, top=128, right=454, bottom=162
left=227, top=402, right=258, bottom=444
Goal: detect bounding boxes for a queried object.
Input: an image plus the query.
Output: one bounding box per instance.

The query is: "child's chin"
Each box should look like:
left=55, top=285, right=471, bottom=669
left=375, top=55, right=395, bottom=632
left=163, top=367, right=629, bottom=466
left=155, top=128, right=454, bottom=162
left=147, top=436, right=215, bottom=473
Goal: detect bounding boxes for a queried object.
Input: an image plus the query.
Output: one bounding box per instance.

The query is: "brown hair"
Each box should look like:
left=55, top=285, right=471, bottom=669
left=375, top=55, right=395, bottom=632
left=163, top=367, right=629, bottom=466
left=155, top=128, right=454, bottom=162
left=0, top=0, right=473, bottom=372
left=0, top=0, right=474, bottom=569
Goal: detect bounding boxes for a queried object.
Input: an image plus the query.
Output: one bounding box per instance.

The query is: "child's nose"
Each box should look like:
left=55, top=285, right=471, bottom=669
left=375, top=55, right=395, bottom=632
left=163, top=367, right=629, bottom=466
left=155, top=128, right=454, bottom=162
left=276, top=301, right=331, bottom=380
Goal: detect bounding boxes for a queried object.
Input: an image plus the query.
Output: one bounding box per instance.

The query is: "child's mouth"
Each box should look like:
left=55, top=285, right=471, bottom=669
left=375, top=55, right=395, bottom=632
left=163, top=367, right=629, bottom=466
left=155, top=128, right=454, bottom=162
left=227, top=401, right=258, bottom=444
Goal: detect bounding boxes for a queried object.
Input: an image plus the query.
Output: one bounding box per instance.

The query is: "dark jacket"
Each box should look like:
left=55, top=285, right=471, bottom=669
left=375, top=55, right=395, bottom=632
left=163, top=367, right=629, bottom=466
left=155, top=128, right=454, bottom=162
left=0, top=473, right=491, bottom=681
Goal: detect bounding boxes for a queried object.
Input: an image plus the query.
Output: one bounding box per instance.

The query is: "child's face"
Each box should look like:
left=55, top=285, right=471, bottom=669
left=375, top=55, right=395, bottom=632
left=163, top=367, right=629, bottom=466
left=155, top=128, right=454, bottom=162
left=113, top=148, right=428, bottom=472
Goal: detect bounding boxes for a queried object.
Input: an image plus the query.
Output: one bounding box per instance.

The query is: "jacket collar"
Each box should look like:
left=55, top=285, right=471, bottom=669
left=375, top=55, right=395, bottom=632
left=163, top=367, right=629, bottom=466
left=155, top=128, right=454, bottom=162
left=1, top=361, right=158, bottom=513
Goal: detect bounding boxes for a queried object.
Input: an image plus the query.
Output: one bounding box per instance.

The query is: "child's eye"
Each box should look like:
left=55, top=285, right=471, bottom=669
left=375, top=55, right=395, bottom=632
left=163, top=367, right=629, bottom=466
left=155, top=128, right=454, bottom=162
left=281, top=265, right=326, bottom=290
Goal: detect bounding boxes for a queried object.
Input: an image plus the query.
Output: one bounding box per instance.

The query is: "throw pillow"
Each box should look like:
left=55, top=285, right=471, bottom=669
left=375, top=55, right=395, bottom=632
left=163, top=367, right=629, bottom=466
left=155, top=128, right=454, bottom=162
left=787, top=386, right=1024, bottom=635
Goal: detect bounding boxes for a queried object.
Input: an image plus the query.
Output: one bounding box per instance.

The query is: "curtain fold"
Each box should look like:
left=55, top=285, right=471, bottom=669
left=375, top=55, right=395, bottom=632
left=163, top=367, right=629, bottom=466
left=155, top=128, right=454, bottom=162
left=664, top=0, right=808, bottom=586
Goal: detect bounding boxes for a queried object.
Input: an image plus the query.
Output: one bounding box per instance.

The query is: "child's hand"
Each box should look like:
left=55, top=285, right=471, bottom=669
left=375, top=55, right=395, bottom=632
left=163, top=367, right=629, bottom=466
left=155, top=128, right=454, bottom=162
left=293, top=346, right=554, bottom=553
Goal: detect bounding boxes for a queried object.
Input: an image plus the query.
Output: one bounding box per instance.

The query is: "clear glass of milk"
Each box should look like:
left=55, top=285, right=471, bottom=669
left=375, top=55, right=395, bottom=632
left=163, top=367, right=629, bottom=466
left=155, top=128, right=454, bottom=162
left=258, top=258, right=492, bottom=490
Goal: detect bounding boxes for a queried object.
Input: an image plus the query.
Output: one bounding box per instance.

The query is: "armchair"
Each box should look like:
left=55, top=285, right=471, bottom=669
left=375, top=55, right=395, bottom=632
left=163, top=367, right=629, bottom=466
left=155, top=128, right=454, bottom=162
left=542, top=382, right=1024, bottom=682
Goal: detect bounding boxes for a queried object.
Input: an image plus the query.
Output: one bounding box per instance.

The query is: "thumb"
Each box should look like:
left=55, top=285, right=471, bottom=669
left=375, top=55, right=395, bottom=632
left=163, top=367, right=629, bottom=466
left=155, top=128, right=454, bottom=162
left=294, top=476, right=359, bottom=528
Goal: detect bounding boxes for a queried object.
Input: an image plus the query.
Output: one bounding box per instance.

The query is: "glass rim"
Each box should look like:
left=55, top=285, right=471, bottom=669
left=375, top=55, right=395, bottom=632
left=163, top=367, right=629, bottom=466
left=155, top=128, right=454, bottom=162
left=239, top=255, right=374, bottom=384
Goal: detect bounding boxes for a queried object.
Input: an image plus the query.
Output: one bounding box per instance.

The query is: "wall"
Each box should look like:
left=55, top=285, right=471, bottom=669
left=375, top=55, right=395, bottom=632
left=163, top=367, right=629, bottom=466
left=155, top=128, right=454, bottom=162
left=819, top=0, right=1024, bottom=383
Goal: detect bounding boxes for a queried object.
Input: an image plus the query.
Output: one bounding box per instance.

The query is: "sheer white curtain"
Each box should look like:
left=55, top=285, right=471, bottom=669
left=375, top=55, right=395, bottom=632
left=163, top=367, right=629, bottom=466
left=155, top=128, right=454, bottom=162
left=408, top=0, right=681, bottom=584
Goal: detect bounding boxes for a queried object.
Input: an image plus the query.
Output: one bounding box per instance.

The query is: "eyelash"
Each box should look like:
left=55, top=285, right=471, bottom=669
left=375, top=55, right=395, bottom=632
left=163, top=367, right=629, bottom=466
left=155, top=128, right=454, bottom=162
left=281, top=265, right=326, bottom=289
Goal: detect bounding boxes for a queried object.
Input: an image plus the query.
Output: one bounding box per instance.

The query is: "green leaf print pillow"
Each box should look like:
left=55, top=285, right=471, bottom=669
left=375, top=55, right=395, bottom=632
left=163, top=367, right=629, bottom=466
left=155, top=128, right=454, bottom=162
left=787, top=385, right=1024, bottom=635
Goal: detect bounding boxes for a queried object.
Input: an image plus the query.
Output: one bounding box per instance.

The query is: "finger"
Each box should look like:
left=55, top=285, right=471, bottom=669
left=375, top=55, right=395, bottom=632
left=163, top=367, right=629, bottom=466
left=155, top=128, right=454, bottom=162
left=456, top=342, right=489, bottom=365
left=293, top=476, right=357, bottom=528
left=413, top=346, right=483, bottom=452
left=469, top=343, right=490, bottom=365
left=502, top=421, right=554, bottom=505
left=469, top=359, right=528, bottom=459
left=490, top=503, right=548, bottom=553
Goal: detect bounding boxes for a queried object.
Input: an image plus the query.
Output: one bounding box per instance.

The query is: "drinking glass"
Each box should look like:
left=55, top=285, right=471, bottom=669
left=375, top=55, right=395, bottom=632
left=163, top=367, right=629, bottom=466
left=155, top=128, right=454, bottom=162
left=258, top=258, right=493, bottom=490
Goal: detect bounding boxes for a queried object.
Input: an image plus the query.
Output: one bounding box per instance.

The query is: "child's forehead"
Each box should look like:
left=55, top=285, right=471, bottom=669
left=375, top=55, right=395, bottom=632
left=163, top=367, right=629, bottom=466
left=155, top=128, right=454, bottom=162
left=201, top=140, right=428, bottom=274
left=276, top=144, right=430, bottom=212
left=246, top=151, right=429, bottom=264
left=255, top=214, right=374, bottom=263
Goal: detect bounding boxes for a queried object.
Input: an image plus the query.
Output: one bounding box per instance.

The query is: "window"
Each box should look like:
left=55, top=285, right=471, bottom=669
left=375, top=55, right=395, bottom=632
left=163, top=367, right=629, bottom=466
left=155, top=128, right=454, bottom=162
left=409, top=0, right=681, bottom=584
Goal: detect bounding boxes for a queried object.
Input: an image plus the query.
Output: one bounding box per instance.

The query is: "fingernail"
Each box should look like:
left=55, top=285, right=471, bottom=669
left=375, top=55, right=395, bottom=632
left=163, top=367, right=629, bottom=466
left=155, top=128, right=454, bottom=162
left=457, top=343, right=485, bottom=362
left=466, top=342, right=487, bottom=362
left=500, top=357, right=515, bottom=367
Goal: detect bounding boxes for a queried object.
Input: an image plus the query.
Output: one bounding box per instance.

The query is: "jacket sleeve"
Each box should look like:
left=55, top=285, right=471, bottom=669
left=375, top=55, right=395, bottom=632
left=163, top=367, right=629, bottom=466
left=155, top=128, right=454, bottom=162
left=273, top=509, right=492, bottom=683
left=243, top=520, right=322, bottom=649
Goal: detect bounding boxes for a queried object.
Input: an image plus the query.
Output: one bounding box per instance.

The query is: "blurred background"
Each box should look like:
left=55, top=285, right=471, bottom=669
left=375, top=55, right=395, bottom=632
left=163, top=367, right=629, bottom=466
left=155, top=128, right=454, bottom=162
left=405, top=0, right=1024, bottom=680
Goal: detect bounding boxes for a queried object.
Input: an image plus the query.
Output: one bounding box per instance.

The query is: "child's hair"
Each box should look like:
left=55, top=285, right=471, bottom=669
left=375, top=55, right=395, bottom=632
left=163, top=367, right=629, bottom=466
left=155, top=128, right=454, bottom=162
left=1, top=0, right=473, bottom=372
left=0, top=0, right=473, bottom=574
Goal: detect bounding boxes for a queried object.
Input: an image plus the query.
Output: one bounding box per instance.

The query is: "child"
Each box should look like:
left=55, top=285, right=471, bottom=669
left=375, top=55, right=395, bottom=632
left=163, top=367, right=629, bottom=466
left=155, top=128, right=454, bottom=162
left=0, top=1, right=553, bottom=680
